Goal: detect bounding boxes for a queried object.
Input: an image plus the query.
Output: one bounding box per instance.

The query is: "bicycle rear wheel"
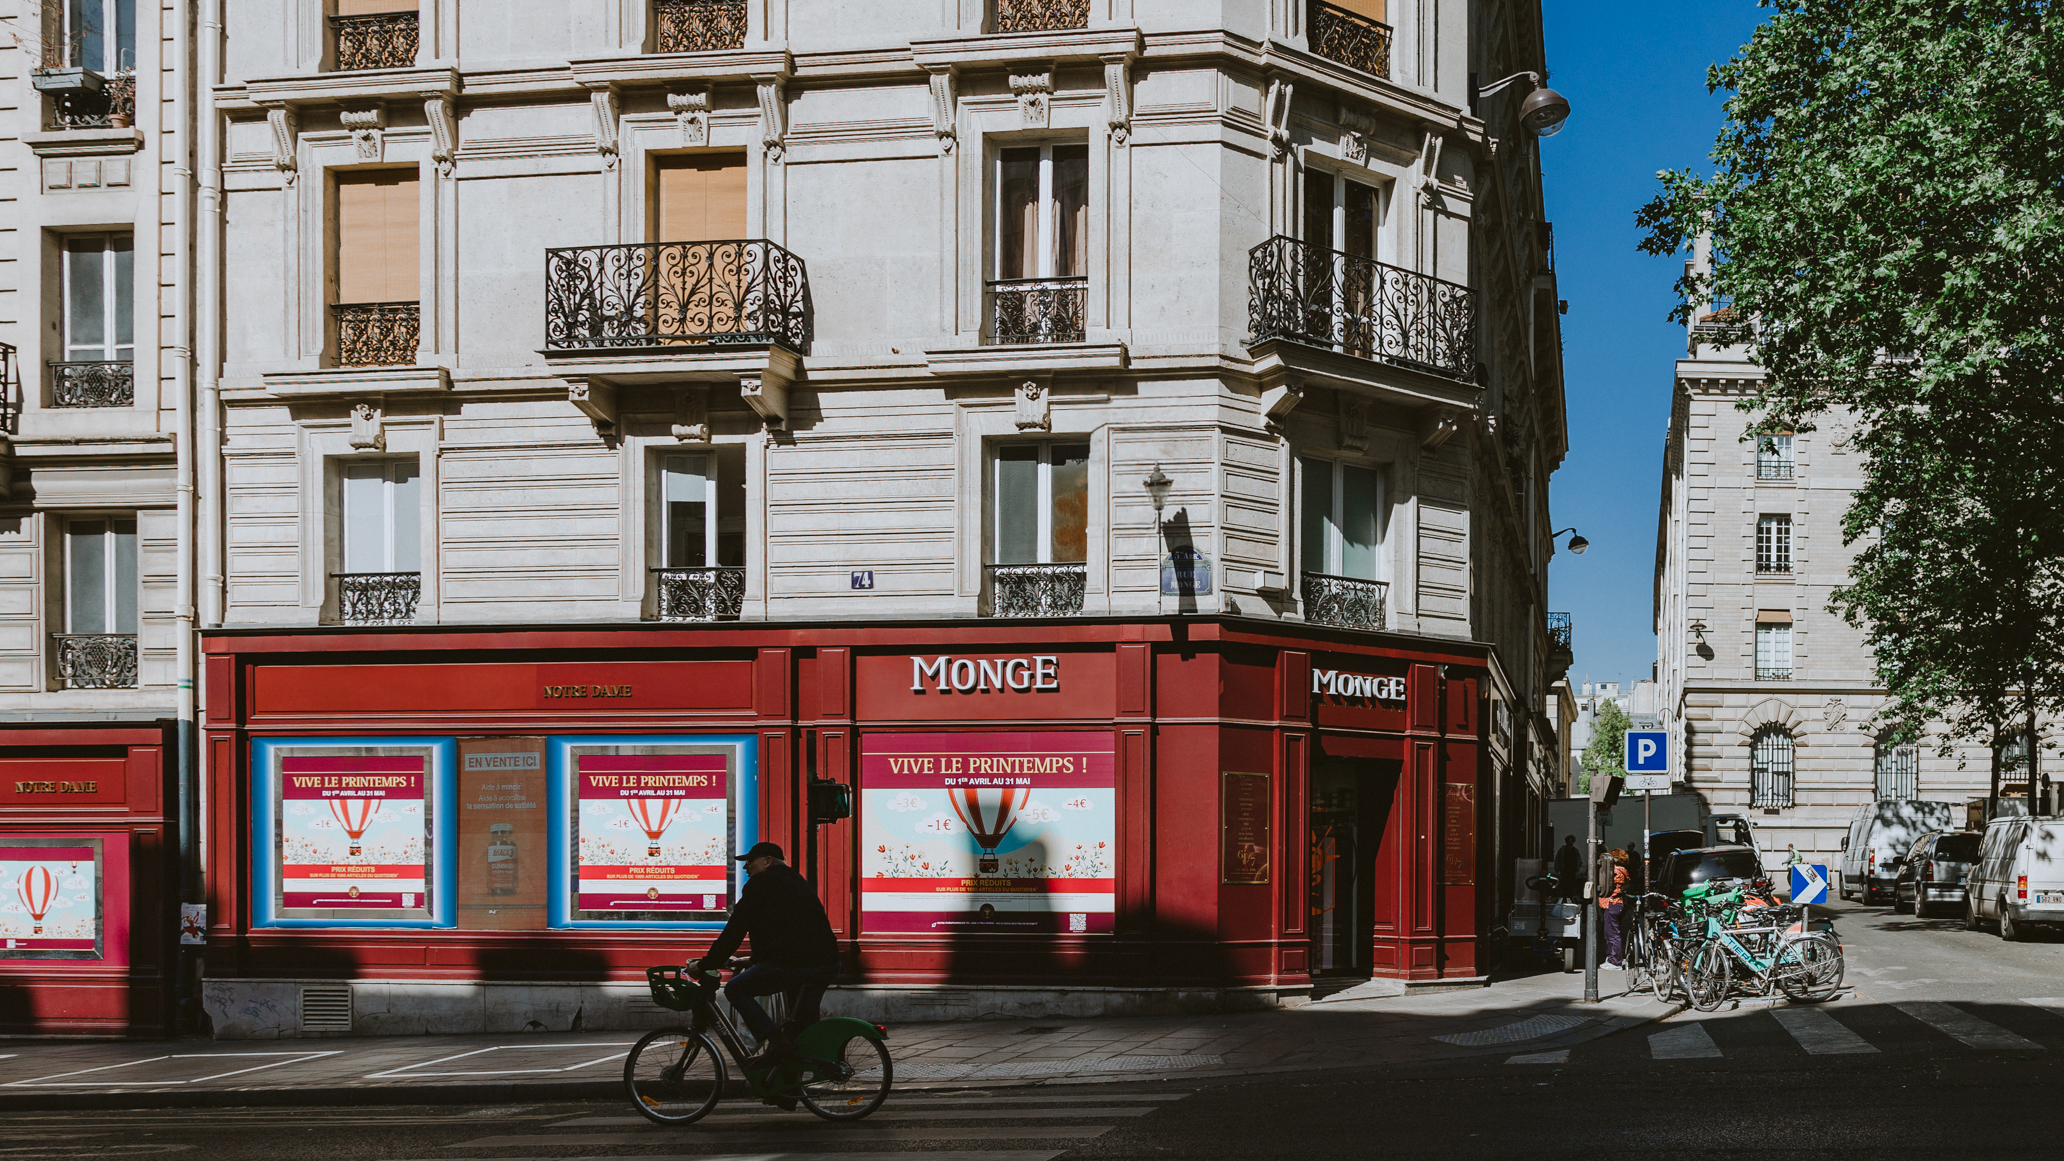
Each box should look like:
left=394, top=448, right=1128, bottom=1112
left=1649, top=938, right=1681, bottom=1002
left=798, top=1034, right=892, bottom=1122
left=1685, top=942, right=1731, bottom=1012
left=1773, top=934, right=1844, bottom=1003
left=625, top=1026, right=727, bottom=1125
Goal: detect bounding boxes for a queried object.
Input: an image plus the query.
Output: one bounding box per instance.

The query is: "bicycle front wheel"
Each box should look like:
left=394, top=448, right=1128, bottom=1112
left=1649, top=938, right=1681, bottom=1002
left=1773, top=934, right=1844, bottom=1003
left=1685, top=942, right=1731, bottom=1012
left=799, top=1034, right=892, bottom=1122
left=625, top=1026, right=727, bottom=1125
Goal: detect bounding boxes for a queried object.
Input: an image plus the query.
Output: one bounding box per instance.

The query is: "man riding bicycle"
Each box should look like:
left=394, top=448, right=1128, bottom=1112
left=691, top=841, right=839, bottom=1066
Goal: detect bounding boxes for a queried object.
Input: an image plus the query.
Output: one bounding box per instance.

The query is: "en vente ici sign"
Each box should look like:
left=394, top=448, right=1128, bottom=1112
left=911, top=655, right=1061, bottom=693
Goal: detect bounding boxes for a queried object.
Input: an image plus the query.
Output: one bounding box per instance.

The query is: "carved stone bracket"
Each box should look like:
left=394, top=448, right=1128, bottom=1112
left=264, top=104, right=299, bottom=185
left=1103, top=54, right=1133, bottom=145
left=589, top=86, right=620, bottom=170
left=1339, top=105, right=1375, bottom=166
left=672, top=385, right=711, bottom=443
left=1014, top=376, right=1051, bottom=432
left=1420, top=408, right=1461, bottom=451
left=668, top=86, right=712, bottom=147
left=927, top=67, right=957, bottom=155
left=755, top=75, right=788, bottom=162
left=568, top=377, right=619, bottom=437
left=1265, top=79, right=1294, bottom=160
left=1011, top=67, right=1053, bottom=130
left=1338, top=395, right=1368, bottom=454
left=739, top=371, right=789, bottom=429
left=349, top=399, right=386, bottom=451
left=1260, top=380, right=1303, bottom=422
left=1416, top=129, right=1447, bottom=208
left=340, top=106, right=385, bottom=161
left=424, top=94, right=457, bottom=177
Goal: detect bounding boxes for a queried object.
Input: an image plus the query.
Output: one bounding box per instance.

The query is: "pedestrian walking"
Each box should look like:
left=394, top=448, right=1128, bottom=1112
left=1599, top=847, right=1630, bottom=968
left=1554, top=834, right=1583, bottom=901
left=1786, top=843, right=1804, bottom=868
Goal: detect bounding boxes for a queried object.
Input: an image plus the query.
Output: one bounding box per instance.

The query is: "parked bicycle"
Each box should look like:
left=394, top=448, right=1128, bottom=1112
left=1680, top=886, right=1843, bottom=1011
left=625, top=960, right=892, bottom=1125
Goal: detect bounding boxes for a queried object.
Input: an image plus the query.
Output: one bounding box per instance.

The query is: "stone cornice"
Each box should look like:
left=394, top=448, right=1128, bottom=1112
left=242, top=65, right=460, bottom=109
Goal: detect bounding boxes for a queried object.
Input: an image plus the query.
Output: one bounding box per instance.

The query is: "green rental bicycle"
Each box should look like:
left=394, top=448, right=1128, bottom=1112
left=626, top=961, right=892, bottom=1125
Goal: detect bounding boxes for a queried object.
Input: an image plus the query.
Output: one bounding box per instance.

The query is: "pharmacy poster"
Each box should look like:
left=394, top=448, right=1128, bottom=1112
left=549, top=736, right=755, bottom=928
left=860, top=731, right=1116, bottom=935
left=252, top=738, right=456, bottom=928
left=0, top=838, right=102, bottom=959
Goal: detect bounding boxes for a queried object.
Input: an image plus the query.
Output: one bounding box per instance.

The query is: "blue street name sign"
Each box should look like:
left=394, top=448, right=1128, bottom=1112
left=1624, top=730, right=1669, bottom=774
left=1791, top=864, right=1830, bottom=905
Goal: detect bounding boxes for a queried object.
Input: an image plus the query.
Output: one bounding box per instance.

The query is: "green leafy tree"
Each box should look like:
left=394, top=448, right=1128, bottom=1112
left=1580, top=700, right=1633, bottom=796
left=1638, top=0, right=2064, bottom=764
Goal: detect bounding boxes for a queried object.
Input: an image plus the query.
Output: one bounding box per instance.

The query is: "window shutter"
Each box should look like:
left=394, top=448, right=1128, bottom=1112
left=336, top=0, right=420, bottom=14
left=654, top=154, right=749, bottom=243
left=336, top=170, right=420, bottom=304
left=1332, top=0, right=1388, bottom=20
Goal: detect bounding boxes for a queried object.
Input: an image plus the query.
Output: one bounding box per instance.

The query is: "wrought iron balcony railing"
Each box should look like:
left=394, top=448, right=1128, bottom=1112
left=1547, top=611, right=1573, bottom=652
left=988, top=563, right=1087, bottom=618
left=1248, top=236, right=1475, bottom=381
left=49, top=360, right=134, bottom=408
left=1757, top=459, right=1795, bottom=481
left=1309, top=1, right=1393, bottom=79
left=993, top=0, right=1089, bottom=33
left=335, top=572, right=422, bottom=625
left=652, top=567, right=746, bottom=621
left=331, top=12, right=421, bottom=71
left=1302, top=572, right=1388, bottom=631
left=988, top=277, right=1087, bottom=346
left=545, top=240, right=813, bottom=354
left=0, top=341, right=19, bottom=435
left=1756, top=666, right=1793, bottom=681
left=656, top=0, right=748, bottom=52
left=333, top=301, right=421, bottom=367
left=53, top=634, right=138, bottom=689
left=51, top=70, right=136, bottom=129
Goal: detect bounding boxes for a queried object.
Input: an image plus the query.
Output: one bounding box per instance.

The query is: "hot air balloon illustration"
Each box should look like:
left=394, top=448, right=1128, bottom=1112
left=17, top=865, right=55, bottom=936
left=329, top=797, right=380, bottom=858
left=949, top=787, right=1023, bottom=875
left=626, top=797, right=683, bottom=859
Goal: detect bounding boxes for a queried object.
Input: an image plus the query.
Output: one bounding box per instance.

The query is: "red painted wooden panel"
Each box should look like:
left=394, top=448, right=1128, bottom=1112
left=250, top=661, right=755, bottom=717
left=758, top=650, right=791, bottom=720
left=205, top=653, right=234, bottom=724
left=1279, top=729, right=1308, bottom=938
left=1408, top=664, right=1438, bottom=732
left=1115, top=642, right=1149, bottom=716
left=127, top=746, right=160, bottom=815
left=0, top=757, right=129, bottom=809
left=819, top=648, right=850, bottom=719
left=1277, top=650, right=1309, bottom=722
left=855, top=650, right=1115, bottom=721
left=1118, top=727, right=1150, bottom=934
left=816, top=728, right=851, bottom=939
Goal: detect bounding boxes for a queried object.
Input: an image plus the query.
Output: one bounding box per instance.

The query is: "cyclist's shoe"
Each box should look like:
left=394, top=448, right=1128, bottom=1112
left=760, top=1095, right=799, bottom=1111
left=745, top=1033, right=796, bottom=1069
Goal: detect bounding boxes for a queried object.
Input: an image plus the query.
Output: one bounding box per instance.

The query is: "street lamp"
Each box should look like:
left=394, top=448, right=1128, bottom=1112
left=1474, top=71, right=1572, bottom=137
left=1552, top=527, right=1588, bottom=555
left=1143, top=464, right=1172, bottom=517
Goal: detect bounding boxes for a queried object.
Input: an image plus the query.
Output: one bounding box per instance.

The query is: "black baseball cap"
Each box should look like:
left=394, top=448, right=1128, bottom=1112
left=736, top=842, right=785, bottom=862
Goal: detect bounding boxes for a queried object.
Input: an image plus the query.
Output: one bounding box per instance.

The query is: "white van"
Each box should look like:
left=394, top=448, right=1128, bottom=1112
left=1840, top=799, right=1958, bottom=905
left=1965, top=814, right=2064, bottom=940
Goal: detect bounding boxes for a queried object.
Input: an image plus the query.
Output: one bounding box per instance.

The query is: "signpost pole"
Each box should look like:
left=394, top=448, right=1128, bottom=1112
left=1584, top=793, right=1599, bottom=1003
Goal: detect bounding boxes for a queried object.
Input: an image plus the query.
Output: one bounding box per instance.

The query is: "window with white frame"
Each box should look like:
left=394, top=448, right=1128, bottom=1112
left=59, top=0, right=135, bottom=71
left=990, top=144, right=1089, bottom=344
left=64, top=516, right=137, bottom=636
left=1301, top=457, right=1383, bottom=580
left=659, top=451, right=745, bottom=569
left=62, top=234, right=134, bottom=366
left=991, top=442, right=1089, bottom=567
left=1303, top=168, right=1390, bottom=263
left=1756, top=513, right=1792, bottom=574
left=1756, top=433, right=1794, bottom=480
left=339, top=460, right=421, bottom=575
left=1754, top=617, right=1792, bottom=680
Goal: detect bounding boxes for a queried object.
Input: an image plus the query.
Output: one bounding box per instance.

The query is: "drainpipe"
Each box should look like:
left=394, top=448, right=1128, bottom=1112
left=169, top=0, right=200, bottom=1033
left=191, top=0, right=226, bottom=1033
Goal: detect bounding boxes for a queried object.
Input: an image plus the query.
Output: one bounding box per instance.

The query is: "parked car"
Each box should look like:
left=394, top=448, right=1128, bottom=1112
left=1892, top=830, right=1980, bottom=918
left=1840, top=799, right=1958, bottom=905
left=1655, top=846, right=1766, bottom=897
left=1648, top=829, right=1710, bottom=878
left=1706, top=812, right=1764, bottom=867
left=1966, top=814, right=2064, bottom=941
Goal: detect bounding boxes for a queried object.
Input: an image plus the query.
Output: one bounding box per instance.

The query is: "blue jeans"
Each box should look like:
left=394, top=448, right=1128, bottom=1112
left=724, top=962, right=837, bottom=1043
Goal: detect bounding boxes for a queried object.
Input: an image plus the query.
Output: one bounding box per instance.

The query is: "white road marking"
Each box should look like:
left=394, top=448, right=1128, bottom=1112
left=400, top=1154, right=1068, bottom=1161
left=1648, top=1022, right=1723, bottom=1059
left=2022, top=997, right=2064, bottom=1020
left=447, top=1129, right=1115, bottom=1148
left=363, top=1042, right=637, bottom=1080
left=2, top=1052, right=342, bottom=1088
left=1771, top=1007, right=1879, bottom=1054
left=1895, top=1002, right=2044, bottom=1050
left=1505, top=1050, right=1569, bottom=1065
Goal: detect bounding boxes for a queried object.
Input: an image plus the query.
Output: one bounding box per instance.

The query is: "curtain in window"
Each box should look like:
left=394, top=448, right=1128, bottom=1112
left=341, top=460, right=420, bottom=573
left=1053, top=146, right=1088, bottom=278
left=999, top=148, right=1040, bottom=281
left=336, top=170, right=421, bottom=304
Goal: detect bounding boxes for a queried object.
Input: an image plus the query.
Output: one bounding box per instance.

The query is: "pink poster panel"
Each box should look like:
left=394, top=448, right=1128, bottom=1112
left=279, top=755, right=429, bottom=912
left=860, top=732, right=1115, bottom=935
left=1, top=844, right=98, bottom=955
left=575, top=752, right=730, bottom=915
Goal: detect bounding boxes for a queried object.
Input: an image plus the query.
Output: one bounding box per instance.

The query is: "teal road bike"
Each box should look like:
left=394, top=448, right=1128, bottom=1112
left=1682, top=904, right=1844, bottom=1012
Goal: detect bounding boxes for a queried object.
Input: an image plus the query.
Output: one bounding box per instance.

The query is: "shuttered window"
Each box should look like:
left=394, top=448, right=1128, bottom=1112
left=335, top=170, right=420, bottom=304
left=1331, top=0, right=1388, bottom=19
left=653, top=154, right=749, bottom=242
left=336, top=0, right=417, bottom=11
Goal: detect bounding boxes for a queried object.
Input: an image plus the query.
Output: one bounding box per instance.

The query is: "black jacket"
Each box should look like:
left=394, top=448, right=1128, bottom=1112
left=704, top=861, right=839, bottom=968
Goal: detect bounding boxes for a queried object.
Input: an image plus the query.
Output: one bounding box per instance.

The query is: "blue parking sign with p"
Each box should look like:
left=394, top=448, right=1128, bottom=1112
left=1624, top=730, right=1669, bottom=774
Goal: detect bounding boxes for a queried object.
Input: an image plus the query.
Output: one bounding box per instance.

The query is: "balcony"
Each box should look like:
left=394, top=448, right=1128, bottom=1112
left=1756, top=666, right=1793, bottom=681
left=1547, top=611, right=1574, bottom=679
left=52, top=634, right=137, bottom=690
left=47, top=70, right=136, bottom=130
left=0, top=341, right=19, bottom=434
left=1248, top=236, right=1475, bottom=382
left=1309, top=2, right=1393, bottom=79
left=333, top=302, right=421, bottom=367
left=1757, top=458, right=1794, bottom=481
left=331, top=12, right=420, bottom=72
left=652, top=567, right=746, bottom=622
left=1301, top=572, right=1387, bottom=631
left=988, top=278, right=1087, bottom=346
left=544, top=240, right=812, bottom=354
left=987, top=563, right=1087, bottom=618
left=335, top=572, right=421, bottom=625
left=993, top=0, right=1089, bottom=33
left=656, top=0, right=748, bottom=52
left=49, top=361, right=134, bottom=408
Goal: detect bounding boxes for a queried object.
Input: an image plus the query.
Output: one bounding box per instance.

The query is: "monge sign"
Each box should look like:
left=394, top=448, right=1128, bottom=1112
left=1311, top=669, right=1407, bottom=703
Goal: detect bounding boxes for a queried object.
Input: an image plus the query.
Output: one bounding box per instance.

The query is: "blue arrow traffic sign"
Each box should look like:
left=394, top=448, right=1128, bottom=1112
left=1624, top=730, right=1669, bottom=774
left=1791, top=864, right=1829, bottom=905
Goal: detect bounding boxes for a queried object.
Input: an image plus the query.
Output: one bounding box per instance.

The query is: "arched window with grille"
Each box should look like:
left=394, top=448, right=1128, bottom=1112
left=1874, top=734, right=1918, bottom=800
left=1750, top=725, right=1795, bottom=808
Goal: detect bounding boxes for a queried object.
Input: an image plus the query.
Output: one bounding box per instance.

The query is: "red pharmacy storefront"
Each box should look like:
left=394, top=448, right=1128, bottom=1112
left=0, top=723, right=179, bottom=1036
left=199, top=621, right=1507, bottom=1037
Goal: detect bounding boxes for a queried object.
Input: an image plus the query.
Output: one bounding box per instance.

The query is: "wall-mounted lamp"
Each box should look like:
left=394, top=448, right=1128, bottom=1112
left=1143, top=464, right=1172, bottom=517
left=1551, top=527, right=1588, bottom=555
left=1474, top=71, right=1573, bottom=137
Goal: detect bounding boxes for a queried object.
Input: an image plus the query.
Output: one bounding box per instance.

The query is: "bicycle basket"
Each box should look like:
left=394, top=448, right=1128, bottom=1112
left=646, top=965, right=705, bottom=1012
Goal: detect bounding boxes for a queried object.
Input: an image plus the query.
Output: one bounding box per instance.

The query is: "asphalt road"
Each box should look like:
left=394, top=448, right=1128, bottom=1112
left=8, top=898, right=2063, bottom=1160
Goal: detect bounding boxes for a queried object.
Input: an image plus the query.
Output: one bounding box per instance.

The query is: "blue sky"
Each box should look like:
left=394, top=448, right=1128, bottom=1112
left=1540, top=0, right=1768, bottom=691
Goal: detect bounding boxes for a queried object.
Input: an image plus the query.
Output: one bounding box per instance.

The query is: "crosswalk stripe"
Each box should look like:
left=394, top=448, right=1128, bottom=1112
left=1648, top=1022, right=1723, bottom=1059
left=1895, top=1002, right=2044, bottom=1051
left=392, top=1154, right=1072, bottom=1161
left=556, top=1109, right=1155, bottom=1127
left=450, top=1129, right=1114, bottom=1148
left=1771, top=1007, right=1879, bottom=1055
left=1505, top=1050, right=1569, bottom=1065
left=2021, top=997, right=2064, bottom=1020
left=550, top=1095, right=1182, bottom=1126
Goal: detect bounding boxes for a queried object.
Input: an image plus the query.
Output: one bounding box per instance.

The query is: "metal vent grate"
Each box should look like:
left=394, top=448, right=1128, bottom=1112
left=300, top=986, right=352, bottom=1033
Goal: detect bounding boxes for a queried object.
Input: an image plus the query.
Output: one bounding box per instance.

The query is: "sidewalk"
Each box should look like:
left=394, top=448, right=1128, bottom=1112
left=0, top=968, right=1675, bottom=1110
